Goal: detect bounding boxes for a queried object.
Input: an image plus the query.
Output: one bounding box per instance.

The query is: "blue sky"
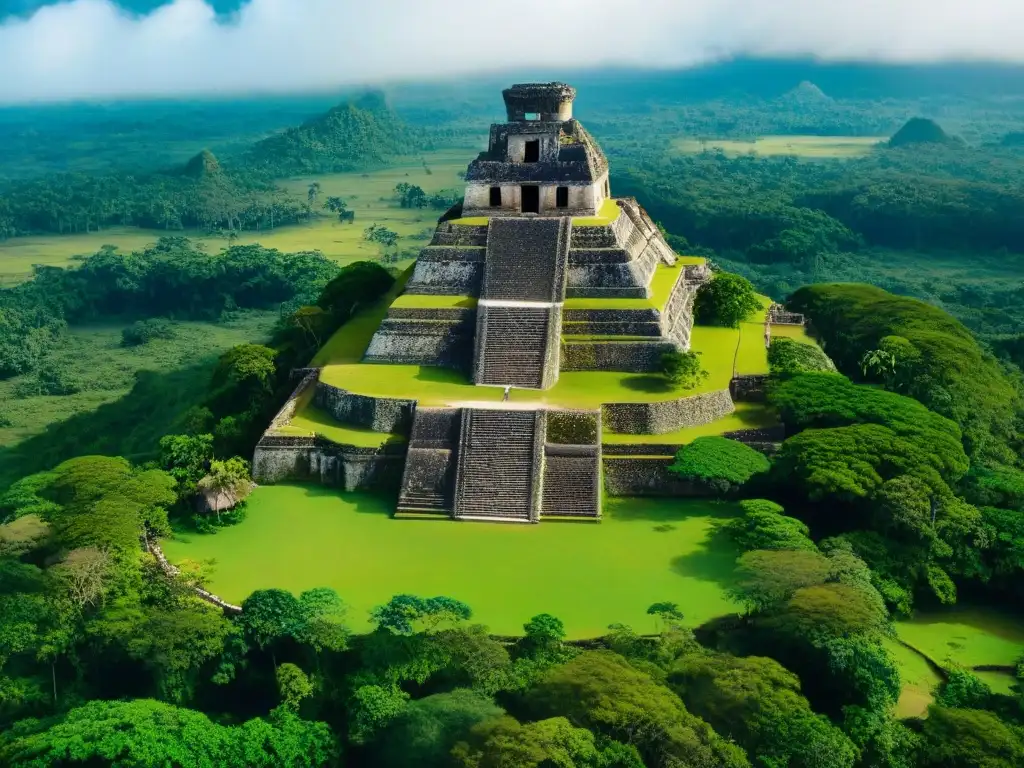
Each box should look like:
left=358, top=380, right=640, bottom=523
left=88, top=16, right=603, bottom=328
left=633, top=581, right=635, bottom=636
left=1, top=0, right=1023, bottom=104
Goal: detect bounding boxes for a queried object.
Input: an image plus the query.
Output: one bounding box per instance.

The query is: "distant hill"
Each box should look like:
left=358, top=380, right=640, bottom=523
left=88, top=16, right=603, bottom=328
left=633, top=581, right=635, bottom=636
left=244, top=92, right=417, bottom=176
left=780, top=81, right=832, bottom=104
left=888, top=117, right=962, bottom=148
left=1001, top=132, right=1024, bottom=147
left=182, top=149, right=222, bottom=179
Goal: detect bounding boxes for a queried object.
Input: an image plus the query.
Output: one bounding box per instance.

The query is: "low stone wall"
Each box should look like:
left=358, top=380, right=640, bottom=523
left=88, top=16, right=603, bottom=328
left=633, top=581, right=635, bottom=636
left=561, top=341, right=676, bottom=373
left=314, top=382, right=414, bottom=433
left=563, top=308, right=659, bottom=324
left=602, top=443, right=684, bottom=456
left=730, top=375, right=770, bottom=403
left=602, top=389, right=735, bottom=435
left=406, top=259, right=482, bottom=295
left=253, top=435, right=405, bottom=492
left=145, top=537, right=242, bottom=614
left=363, top=319, right=473, bottom=369
left=603, top=457, right=707, bottom=497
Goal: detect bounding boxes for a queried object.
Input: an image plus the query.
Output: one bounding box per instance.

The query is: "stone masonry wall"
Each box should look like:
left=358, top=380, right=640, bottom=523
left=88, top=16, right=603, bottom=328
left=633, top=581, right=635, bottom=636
left=314, top=382, right=415, bottom=433
left=602, top=389, right=735, bottom=434
left=603, top=457, right=707, bottom=497
left=561, top=341, right=676, bottom=373
left=253, top=435, right=405, bottom=492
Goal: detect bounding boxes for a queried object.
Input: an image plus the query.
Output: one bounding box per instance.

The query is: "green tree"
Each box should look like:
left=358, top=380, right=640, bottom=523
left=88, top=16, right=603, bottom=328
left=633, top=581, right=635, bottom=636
left=197, top=457, right=251, bottom=522
left=729, top=549, right=831, bottom=612
left=373, top=688, right=503, bottom=768
left=694, top=271, right=762, bottom=327
left=660, top=350, right=708, bottom=389
left=316, top=260, right=394, bottom=320
left=452, top=714, right=625, bottom=768
left=668, top=437, right=770, bottom=496
left=276, top=663, right=314, bottom=712
left=917, top=706, right=1024, bottom=768
left=668, top=651, right=857, bottom=768
left=768, top=337, right=835, bottom=376
left=723, top=499, right=816, bottom=552
left=158, top=433, right=214, bottom=500
left=524, top=650, right=750, bottom=768
left=0, top=698, right=339, bottom=767
left=370, top=594, right=472, bottom=635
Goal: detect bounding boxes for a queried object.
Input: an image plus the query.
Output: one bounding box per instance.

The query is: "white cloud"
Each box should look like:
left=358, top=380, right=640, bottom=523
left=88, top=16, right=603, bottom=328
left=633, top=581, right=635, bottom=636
left=1, top=0, right=1023, bottom=103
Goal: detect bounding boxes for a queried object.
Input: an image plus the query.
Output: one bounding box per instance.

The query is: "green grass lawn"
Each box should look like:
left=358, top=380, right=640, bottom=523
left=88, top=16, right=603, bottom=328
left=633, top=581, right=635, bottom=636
left=564, top=262, right=690, bottom=312
left=390, top=294, right=478, bottom=310
left=895, top=606, right=1024, bottom=670
left=0, top=312, right=277, bottom=449
left=162, top=486, right=741, bottom=637
left=884, top=638, right=942, bottom=719
left=603, top=403, right=778, bottom=448
left=672, top=135, right=885, bottom=159
left=0, top=150, right=475, bottom=285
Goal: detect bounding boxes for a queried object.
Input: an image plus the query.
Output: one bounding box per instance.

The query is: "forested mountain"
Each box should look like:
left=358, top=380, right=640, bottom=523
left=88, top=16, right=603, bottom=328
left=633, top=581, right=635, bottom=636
left=889, top=117, right=962, bottom=148
left=243, top=92, right=418, bottom=176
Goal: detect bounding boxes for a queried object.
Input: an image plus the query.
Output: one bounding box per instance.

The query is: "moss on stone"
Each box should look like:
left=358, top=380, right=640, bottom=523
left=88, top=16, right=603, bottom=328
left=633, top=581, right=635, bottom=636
left=390, top=294, right=478, bottom=309
left=547, top=411, right=599, bottom=444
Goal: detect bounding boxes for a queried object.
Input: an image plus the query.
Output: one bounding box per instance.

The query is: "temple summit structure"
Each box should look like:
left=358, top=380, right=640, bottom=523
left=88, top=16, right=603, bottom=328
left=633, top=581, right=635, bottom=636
left=255, top=83, right=724, bottom=523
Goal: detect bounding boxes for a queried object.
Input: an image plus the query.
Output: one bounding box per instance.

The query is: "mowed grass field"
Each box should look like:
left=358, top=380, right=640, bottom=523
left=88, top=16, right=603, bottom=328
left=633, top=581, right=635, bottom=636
left=672, top=135, right=885, bottom=159
left=0, top=149, right=477, bottom=285
left=162, top=486, right=742, bottom=638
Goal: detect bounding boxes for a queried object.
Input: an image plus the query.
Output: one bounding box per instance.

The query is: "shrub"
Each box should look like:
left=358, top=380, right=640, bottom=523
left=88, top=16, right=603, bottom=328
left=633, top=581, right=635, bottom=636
left=660, top=350, right=708, bottom=389
left=767, top=337, right=835, bottom=376
left=122, top=318, right=176, bottom=347
left=14, top=360, right=83, bottom=397
left=668, top=437, right=770, bottom=495
left=694, top=272, right=762, bottom=327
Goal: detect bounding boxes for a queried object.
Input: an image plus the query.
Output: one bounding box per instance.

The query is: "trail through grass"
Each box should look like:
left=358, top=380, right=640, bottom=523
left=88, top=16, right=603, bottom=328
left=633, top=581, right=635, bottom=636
left=163, top=487, right=741, bottom=638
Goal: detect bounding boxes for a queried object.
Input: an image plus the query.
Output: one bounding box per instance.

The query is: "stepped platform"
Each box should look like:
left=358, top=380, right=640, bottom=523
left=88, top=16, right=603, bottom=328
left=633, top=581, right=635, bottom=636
left=397, top=408, right=461, bottom=516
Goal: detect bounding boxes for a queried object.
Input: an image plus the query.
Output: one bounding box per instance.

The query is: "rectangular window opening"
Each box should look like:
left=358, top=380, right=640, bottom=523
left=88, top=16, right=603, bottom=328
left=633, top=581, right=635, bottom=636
left=524, top=140, right=540, bottom=163
left=489, top=186, right=502, bottom=207
left=556, top=186, right=569, bottom=208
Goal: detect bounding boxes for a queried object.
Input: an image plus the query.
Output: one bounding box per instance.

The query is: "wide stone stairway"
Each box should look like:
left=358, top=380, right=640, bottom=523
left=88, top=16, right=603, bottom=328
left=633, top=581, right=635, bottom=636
left=454, top=409, right=539, bottom=521
left=473, top=217, right=571, bottom=390
left=474, top=306, right=553, bottom=388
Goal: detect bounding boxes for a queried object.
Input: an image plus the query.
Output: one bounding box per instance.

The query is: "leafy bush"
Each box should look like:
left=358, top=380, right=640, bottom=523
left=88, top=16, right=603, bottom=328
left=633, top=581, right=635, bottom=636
left=668, top=437, right=770, bottom=495
left=122, top=318, right=176, bottom=347
left=317, top=260, right=395, bottom=319
left=767, top=337, right=835, bottom=376
left=694, top=272, right=762, bottom=327
left=660, top=350, right=708, bottom=389
left=14, top=360, right=83, bottom=397
left=724, top=499, right=817, bottom=552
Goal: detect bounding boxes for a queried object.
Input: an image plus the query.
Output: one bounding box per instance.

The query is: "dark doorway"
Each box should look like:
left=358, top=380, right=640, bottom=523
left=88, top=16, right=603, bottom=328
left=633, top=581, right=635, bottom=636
left=524, top=140, right=540, bottom=163
left=556, top=186, right=569, bottom=208
left=489, top=186, right=502, bottom=207
left=521, top=185, right=539, bottom=213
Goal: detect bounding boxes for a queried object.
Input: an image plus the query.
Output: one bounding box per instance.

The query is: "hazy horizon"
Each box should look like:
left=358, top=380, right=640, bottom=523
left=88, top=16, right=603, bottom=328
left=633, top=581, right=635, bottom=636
left=2, top=0, right=1024, bottom=104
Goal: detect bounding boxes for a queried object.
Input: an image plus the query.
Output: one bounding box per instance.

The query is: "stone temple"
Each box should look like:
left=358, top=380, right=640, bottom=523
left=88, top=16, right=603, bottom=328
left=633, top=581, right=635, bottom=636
left=254, top=83, right=723, bottom=522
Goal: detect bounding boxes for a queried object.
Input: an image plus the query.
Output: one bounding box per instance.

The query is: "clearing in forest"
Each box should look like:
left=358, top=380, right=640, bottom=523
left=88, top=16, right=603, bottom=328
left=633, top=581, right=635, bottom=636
left=162, top=487, right=742, bottom=638
left=672, top=135, right=884, bottom=159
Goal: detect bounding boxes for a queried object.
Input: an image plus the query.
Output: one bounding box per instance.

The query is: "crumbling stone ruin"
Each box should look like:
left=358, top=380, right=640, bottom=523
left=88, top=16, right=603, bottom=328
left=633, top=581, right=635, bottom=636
left=254, top=83, right=729, bottom=521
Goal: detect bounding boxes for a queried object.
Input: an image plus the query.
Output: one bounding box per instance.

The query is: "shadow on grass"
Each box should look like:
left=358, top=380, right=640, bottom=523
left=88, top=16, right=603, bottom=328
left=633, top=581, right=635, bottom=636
left=605, top=496, right=739, bottom=523
left=619, top=375, right=675, bottom=394
left=414, top=367, right=469, bottom=385
left=670, top=524, right=741, bottom=592
left=0, top=362, right=218, bottom=490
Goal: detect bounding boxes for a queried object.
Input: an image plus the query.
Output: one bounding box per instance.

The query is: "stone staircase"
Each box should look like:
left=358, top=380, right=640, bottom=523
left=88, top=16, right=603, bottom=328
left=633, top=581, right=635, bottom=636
left=475, top=306, right=553, bottom=388
left=541, top=445, right=600, bottom=518
left=454, top=409, right=539, bottom=521
left=396, top=408, right=461, bottom=515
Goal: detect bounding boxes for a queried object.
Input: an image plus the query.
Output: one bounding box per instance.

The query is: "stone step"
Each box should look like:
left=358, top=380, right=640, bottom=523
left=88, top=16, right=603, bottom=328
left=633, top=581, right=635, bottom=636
left=455, top=410, right=537, bottom=520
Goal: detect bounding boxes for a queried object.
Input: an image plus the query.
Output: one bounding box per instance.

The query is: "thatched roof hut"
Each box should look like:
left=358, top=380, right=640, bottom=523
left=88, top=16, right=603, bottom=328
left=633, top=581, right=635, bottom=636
left=196, top=480, right=254, bottom=514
